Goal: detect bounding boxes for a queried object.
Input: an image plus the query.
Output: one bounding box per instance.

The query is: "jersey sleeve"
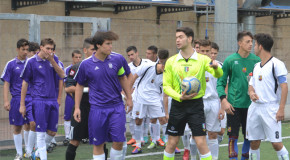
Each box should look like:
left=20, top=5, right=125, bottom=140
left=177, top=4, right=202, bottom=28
left=274, top=60, right=288, bottom=78
left=205, top=56, right=223, bottom=79
left=74, top=62, right=87, bottom=86
left=217, top=58, right=230, bottom=99
left=20, top=60, right=32, bottom=83
left=65, top=65, right=77, bottom=88
left=1, top=61, right=12, bottom=83
left=163, top=59, right=182, bottom=102
left=120, top=56, right=131, bottom=76
left=118, top=67, right=125, bottom=77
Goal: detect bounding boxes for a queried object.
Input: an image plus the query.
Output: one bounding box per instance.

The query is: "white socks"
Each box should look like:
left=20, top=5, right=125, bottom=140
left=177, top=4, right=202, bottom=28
left=121, top=142, right=127, bottom=160
left=93, top=153, right=105, bottom=160
left=190, top=138, right=198, bottom=160
left=129, top=119, right=135, bottom=139
left=27, top=131, right=36, bottom=154
left=161, top=123, right=168, bottom=143
left=182, top=132, right=190, bottom=149
left=45, top=133, right=54, bottom=148
left=277, top=146, right=289, bottom=160
left=110, top=147, right=123, bottom=160
left=13, top=134, right=23, bottom=156
left=37, top=132, right=47, bottom=160
left=135, top=125, right=142, bottom=148
left=64, top=121, right=71, bottom=139
left=249, top=148, right=260, bottom=160
left=164, top=150, right=175, bottom=158
left=24, top=130, right=29, bottom=150
left=151, top=123, right=159, bottom=143
left=208, top=139, right=219, bottom=159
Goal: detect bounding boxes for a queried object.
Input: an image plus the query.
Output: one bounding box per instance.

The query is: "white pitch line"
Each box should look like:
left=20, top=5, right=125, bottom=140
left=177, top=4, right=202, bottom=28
left=123, top=136, right=290, bottom=159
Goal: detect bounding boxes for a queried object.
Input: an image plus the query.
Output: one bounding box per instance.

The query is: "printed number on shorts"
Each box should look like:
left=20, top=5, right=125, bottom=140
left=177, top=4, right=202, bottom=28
left=275, top=131, right=279, bottom=139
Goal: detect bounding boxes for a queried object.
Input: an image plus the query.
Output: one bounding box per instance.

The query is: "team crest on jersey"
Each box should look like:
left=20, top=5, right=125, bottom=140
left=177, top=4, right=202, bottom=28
left=108, top=63, right=113, bottom=68
left=151, top=79, right=155, bottom=83
left=202, top=123, right=206, bottom=132
left=242, top=67, right=247, bottom=73
left=184, top=66, right=189, bottom=72
left=69, top=70, right=75, bottom=76
left=95, top=66, right=99, bottom=70
left=259, top=75, right=262, bottom=81
left=228, top=127, right=231, bottom=132
left=171, top=126, right=175, bottom=131
left=205, top=77, right=209, bottom=82
left=16, top=67, right=20, bottom=70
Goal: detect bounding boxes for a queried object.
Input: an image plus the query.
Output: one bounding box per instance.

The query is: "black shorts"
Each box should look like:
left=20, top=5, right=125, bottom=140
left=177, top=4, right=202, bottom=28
left=227, top=107, right=248, bottom=137
left=166, top=98, right=206, bottom=136
left=70, top=96, right=90, bottom=141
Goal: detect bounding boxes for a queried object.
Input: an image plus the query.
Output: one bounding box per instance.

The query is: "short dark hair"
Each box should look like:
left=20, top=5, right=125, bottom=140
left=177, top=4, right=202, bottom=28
left=92, top=31, right=119, bottom=50
left=199, top=39, right=212, bottom=47
left=176, top=27, right=194, bottom=43
left=211, top=42, right=219, bottom=51
left=17, top=38, right=29, bottom=49
left=158, top=49, right=169, bottom=60
left=147, top=45, right=158, bottom=54
left=126, top=46, right=137, bottom=53
left=237, top=31, right=253, bottom=42
left=72, top=50, right=82, bottom=57
left=40, top=38, right=55, bottom=47
left=83, top=37, right=94, bottom=49
left=194, top=39, right=201, bottom=46
left=28, top=42, right=40, bottom=52
left=254, top=33, right=274, bottom=52
left=53, top=44, right=56, bottom=51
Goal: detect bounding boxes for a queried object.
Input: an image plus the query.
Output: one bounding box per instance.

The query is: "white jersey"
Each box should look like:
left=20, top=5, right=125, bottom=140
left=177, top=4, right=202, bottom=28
left=128, top=59, right=151, bottom=89
left=249, top=57, right=287, bottom=103
left=135, top=61, right=163, bottom=104
left=203, top=61, right=222, bottom=99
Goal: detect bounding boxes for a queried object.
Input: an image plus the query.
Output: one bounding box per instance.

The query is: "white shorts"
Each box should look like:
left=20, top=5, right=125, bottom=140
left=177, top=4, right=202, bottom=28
left=203, top=99, right=221, bottom=132
left=221, top=112, right=227, bottom=128
left=246, top=102, right=282, bottom=142
left=132, top=102, right=165, bottom=119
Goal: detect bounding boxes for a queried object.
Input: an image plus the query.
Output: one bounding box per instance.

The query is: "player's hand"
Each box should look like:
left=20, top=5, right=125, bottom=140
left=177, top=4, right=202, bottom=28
left=73, top=108, right=81, bottom=123
left=4, top=101, right=10, bottom=111
left=46, top=52, right=55, bottom=62
left=209, top=60, right=218, bottom=69
left=180, top=92, right=198, bottom=101
left=19, top=104, right=26, bottom=118
left=221, top=98, right=235, bottom=115
left=276, top=108, right=284, bottom=122
left=165, top=113, right=169, bottom=120
left=218, top=108, right=225, bottom=120
left=57, top=98, right=61, bottom=107
left=249, top=92, right=259, bottom=102
left=126, top=98, right=133, bottom=114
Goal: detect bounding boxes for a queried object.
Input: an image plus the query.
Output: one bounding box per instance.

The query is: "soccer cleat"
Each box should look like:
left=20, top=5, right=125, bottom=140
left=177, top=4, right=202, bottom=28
left=14, top=154, right=22, bottom=160
left=63, top=138, right=70, bottom=146
left=175, top=147, right=181, bottom=154
left=132, top=141, right=145, bottom=147
left=131, top=146, right=142, bottom=154
left=143, top=136, right=149, bottom=144
left=23, top=152, right=31, bottom=158
left=31, top=150, right=40, bottom=160
left=47, top=145, right=54, bottom=153
left=50, top=142, right=57, bottom=148
left=183, top=149, right=190, bottom=160
left=147, top=142, right=156, bottom=149
left=127, top=138, right=136, bottom=145
left=156, top=138, right=165, bottom=146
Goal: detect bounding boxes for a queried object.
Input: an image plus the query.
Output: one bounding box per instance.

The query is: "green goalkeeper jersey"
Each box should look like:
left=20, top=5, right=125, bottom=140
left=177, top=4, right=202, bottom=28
left=217, top=52, right=260, bottom=108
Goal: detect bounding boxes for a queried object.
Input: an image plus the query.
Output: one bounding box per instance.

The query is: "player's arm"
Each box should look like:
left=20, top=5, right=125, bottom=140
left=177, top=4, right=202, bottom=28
left=3, top=81, right=10, bottom=111
left=57, top=80, right=63, bottom=106
left=73, top=83, right=84, bottom=123
left=19, top=80, right=28, bottom=117
left=47, top=55, right=65, bottom=78
left=207, top=59, right=223, bottom=78
left=163, top=93, right=169, bottom=120
left=276, top=78, right=288, bottom=121
left=119, top=70, right=133, bottom=113
left=248, top=85, right=259, bottom=102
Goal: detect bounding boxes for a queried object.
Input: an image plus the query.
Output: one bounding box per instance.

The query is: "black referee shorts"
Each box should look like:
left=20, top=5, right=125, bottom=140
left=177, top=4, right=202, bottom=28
left=227, top=107, right=248, bottom=138
left=69, top=99, right=90, bottom=141
left=166, top=98, right=207, bottom=136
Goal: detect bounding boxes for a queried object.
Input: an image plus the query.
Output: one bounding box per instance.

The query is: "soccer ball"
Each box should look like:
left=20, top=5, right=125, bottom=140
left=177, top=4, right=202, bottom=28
left=181, top=77, right=201, bottom=95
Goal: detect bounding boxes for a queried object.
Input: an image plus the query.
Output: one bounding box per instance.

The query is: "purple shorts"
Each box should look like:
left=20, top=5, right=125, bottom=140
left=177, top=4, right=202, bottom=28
left=9, top=97, right=29, bottom=126
left=25, top=96, right=34, bottom=123
left=64, top=94, right=74, bottom=121
left=88, top=104, right=126, bottom=146
left=33, top=99, right=59, bottom=132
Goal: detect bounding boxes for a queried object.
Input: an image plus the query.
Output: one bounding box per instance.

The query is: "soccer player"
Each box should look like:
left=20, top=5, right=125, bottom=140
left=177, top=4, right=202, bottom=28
left=63, top=50, right=82, bottom=146
left=131, top=49, right=169, bottom=154
left=211, top=42, right=226, bottom=144
left=216, top=31, right=260, bottom=160
left=73, top=31, right=133, bottom=160
left=20, top=38, right=65, bottom=160
left=198, top=39, right=223, bottom=160
left=28, top=42, right=40, bottom=57
left=146, top=45, right=159, bottom=62
left=247, top=33, right=289, bottom=160
left=127, top=46, right=151, bottom=146
left=1, top=38, right=30, bottom=160
left=194, top=40, right=201, bottom=53
left=163, top=27, right=223, bottom=160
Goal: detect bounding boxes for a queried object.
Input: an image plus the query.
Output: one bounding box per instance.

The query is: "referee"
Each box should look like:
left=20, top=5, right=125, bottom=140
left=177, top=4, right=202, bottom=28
left=163, top=27, right=223, bottom=160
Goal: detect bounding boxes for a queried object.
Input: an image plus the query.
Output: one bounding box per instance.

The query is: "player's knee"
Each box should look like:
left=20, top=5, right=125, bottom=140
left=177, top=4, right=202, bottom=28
left=70, top=140, right=80, bottom=146
left=112, top=142, right=124, bottom=150
left=150, top=118, right=157, bottom=124
left=158, top=117, right=167, bottom=124
left=135, top=119, right=143, bottom=125
left=272, top=142, right=283, bottom=151
left=219, top=128, right=225, bottom=135
left=13, top=125, right=22, bottom=134
left=250, top=140, right=261, bottom=150
left=208, top=132, right=218, bottom=139
left=47, top=130, right=56, bottom=137
left=30, top=121, right=36, bottom=131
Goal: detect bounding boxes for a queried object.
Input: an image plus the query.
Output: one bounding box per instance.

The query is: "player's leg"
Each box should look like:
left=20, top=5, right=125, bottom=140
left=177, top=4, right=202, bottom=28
left=190, top=137, right=198, bottom=160
left=218, top=113, right=227, bottom=144
left=64, top=94, right=74, bottom=146
left=25, top=97, right=37, bottom=157
left=182, top=124, right=191, bottom=160
left=227, top=108, right=241, bottom=160
left=158, top=116, right=168, bottom=144
left=143, top=116, right=150, bottom=144
left=132, top=103, right=145, bottom=153
left=46, top=100, right=59, bottom=154
left=241, top=108, right=250, bottom=160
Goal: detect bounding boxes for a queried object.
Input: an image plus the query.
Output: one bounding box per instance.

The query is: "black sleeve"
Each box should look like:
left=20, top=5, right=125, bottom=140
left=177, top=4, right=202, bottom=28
left=65, top=63, right=79, bottom=88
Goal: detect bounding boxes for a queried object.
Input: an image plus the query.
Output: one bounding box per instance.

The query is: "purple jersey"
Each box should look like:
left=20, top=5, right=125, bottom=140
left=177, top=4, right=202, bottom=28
left=20, top=54, right=62, bottom=99
left=74, top=52, right=126, bottom=107
left=1, top=58, right=27, bottom=97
